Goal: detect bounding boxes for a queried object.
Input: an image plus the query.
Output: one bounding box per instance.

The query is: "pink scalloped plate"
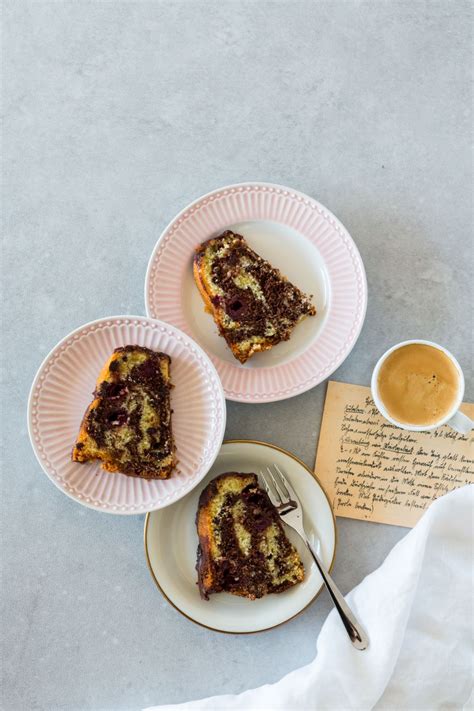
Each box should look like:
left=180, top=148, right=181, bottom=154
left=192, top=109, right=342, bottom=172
left=145, top=183, right=367, bottom=403
left=27, top=317, right=226, bottom=514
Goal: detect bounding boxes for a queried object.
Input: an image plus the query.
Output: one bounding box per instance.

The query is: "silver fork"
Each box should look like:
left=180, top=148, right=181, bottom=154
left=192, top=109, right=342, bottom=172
left=260, top=464, right=369, bottom=650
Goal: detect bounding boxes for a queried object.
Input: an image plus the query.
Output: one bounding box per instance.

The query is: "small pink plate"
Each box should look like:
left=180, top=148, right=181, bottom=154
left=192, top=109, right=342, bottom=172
left=27, top=316, right=226, bottom=514
left=145, top=182, right=367, bottom=403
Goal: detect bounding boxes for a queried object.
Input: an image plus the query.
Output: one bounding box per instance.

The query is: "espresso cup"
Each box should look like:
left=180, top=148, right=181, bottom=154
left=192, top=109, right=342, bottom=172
left=371, top=340, right=473, bottom=434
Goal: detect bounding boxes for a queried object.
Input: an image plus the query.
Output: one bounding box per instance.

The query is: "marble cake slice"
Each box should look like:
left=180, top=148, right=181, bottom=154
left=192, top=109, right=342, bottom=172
left=193, top=230, right=316, bottom=364
left=196, top=472, right=304, bottom=600
left=72, top=346, right=175, bottom=479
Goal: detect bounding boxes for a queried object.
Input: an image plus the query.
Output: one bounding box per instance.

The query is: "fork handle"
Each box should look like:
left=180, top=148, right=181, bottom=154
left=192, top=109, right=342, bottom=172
left=306, top=542, right=369, bottom=650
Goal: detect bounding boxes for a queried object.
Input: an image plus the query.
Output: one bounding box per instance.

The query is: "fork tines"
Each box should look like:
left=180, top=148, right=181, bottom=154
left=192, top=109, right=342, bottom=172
left=260, top=464, right=296, bottom=507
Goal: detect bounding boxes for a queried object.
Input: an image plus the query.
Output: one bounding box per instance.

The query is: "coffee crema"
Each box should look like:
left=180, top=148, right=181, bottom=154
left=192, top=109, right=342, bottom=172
left=377, top=344, right=459, bottom=426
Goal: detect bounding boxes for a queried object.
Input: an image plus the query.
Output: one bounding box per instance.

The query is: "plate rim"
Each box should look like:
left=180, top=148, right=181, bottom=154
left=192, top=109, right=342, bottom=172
left=144, top=438, right=337, bottom=634
left=27, top=314, right=227, bottom=514
left=144, top=181, right=368, bottom=404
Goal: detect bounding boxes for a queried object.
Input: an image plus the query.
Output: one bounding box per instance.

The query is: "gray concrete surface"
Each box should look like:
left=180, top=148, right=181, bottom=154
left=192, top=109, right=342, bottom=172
left=2, top=1, right=472, bottom=709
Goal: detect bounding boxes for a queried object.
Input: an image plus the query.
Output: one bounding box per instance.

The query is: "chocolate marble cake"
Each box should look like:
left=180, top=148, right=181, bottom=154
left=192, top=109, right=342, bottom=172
left=196, top=472, right=304, bottom=600
left=72, top=346, right=175, bottom=479
left=193, top=231, right=316, bottom=363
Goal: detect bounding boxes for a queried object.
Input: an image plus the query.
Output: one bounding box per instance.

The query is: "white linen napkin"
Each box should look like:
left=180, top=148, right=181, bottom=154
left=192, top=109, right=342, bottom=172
left=147, top=485, right=473, bottom=711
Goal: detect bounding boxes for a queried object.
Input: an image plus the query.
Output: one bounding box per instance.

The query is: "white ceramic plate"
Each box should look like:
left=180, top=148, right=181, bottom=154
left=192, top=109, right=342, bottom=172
left=145, top=182, right=367, bottom=403
left=144, top=440, right=336, bottom=633
left=28, top=316, right=226, bottom=514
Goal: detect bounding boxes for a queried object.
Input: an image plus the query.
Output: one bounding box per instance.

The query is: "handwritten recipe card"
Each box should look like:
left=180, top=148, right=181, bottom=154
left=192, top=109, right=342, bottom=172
left=315, top=381, right=474, bottom=527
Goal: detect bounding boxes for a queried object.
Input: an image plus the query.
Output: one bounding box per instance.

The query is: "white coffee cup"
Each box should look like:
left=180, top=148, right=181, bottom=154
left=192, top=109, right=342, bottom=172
left=371, top=339, right=473, bottom=434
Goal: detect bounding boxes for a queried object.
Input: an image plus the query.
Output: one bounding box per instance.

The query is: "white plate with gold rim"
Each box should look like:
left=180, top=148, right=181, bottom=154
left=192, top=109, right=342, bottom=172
left=144, top=440, right=336, bottom=633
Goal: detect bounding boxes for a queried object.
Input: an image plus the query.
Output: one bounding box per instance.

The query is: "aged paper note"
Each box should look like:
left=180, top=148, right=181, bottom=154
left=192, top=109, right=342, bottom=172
left=314, top=381, right=474, bottom=527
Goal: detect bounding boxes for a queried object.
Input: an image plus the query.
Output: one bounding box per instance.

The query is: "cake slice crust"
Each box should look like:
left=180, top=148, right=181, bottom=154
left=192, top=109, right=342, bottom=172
left=196, top=472, right=304, bottom=600
left=194, top=231, right=316, bottom=363
left=72, top=346, right=175, bottom=479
